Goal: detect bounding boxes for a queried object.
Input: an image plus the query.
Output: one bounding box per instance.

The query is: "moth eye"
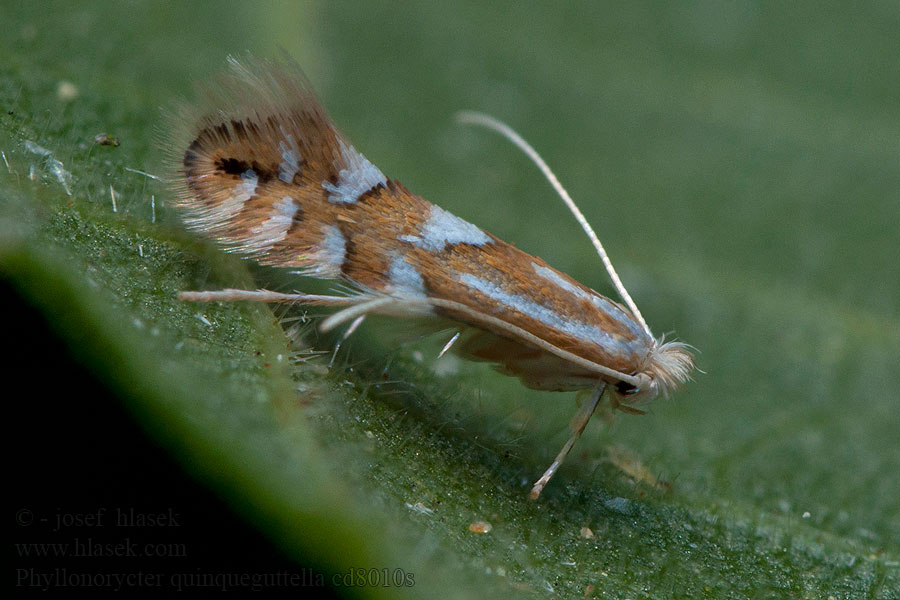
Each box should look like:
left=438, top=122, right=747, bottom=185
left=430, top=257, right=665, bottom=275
left=615, top=380, right=639, bottom=396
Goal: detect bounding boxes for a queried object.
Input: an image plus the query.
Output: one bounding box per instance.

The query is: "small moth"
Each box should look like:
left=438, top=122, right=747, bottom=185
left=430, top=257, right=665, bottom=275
left=169, top=57, right=694, bottom=498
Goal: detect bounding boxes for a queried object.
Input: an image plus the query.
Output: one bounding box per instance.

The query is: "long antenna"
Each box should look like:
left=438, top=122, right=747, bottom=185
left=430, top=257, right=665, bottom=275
left=456, top=111, right=652, bottom=338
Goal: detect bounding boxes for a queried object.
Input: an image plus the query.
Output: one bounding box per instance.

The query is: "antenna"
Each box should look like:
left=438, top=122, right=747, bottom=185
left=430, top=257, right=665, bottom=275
left=456, top=111, right=652, bottom=338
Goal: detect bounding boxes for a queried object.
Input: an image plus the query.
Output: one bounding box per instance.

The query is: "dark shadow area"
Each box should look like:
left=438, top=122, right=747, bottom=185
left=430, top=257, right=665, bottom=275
left=6, top=282, right=340, bottom=596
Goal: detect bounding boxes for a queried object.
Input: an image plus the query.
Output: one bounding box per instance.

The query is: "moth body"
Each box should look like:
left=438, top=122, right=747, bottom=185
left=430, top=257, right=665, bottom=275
left=170, top=57, right=694, bottom=497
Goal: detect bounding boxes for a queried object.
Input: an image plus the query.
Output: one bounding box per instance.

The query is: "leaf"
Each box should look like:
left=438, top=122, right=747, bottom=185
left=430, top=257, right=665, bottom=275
left=3, top=2, right=898, bottom=598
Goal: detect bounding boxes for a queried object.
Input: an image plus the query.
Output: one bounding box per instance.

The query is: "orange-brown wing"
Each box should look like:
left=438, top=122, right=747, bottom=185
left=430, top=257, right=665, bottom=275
left=168, top=56, right=386, bottom=275
left=168, top=57, right=676, bottom=394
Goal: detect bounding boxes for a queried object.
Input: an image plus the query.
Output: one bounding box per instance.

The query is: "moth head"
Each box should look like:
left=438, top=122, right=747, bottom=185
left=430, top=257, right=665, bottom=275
left=614, top=339, right=694, bottom=409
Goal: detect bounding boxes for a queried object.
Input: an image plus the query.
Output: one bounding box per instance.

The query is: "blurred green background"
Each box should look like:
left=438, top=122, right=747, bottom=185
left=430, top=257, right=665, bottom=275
left=3, top=1, right=898, bottom=597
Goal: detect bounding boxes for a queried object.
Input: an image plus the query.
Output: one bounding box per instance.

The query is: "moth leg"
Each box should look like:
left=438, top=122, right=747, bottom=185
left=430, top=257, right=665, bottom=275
left=530, top=385, right=606, bottom=499
left=319, top=297, right=396, bottom=332
left=438, top=331, right=461, bottom=358
left=329, top=315, right=366, bottom=368
left=342, top=315, right=367, bottom=339
left=178, top=288, right=362, bottom=306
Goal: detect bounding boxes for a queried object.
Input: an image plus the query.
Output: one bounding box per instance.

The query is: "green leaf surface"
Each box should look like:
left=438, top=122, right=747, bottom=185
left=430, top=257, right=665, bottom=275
left=3, top=2, right=898, bottom=598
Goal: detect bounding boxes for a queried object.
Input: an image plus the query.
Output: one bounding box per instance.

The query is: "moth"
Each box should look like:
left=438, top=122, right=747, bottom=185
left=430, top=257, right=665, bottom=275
left=169, top=57, right=694, bottom=498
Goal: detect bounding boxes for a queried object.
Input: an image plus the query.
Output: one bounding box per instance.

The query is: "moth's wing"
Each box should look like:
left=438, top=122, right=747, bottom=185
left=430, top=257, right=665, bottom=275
left=453, top=329, right=602, bottom=392
left=166, top=56, right=375, bottom=271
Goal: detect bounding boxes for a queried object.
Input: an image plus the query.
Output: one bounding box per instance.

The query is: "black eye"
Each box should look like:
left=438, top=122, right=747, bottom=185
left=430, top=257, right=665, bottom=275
left=615, top=381, right=638, bottom=395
